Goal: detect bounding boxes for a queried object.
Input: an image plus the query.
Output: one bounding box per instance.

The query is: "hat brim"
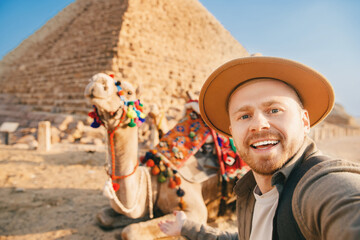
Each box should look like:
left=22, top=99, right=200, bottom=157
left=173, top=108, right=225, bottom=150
left=199, top=56, right=335, bottom=137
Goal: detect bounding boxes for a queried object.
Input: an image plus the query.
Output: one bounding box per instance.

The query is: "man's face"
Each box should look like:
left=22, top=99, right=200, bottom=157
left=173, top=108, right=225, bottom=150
left=228, top=79, right=310, bottom=176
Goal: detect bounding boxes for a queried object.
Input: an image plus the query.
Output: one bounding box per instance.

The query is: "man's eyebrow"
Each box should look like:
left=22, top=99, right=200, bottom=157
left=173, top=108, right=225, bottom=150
left=231, top=105, right=253, bottom=115
left=230, top=100, right=285, bottom=114
left=262, top=100, right=284, bottom=107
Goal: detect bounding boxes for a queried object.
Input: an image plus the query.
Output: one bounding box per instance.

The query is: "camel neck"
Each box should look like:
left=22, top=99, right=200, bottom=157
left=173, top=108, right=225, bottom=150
left=109, top=126, right=139, bottom=177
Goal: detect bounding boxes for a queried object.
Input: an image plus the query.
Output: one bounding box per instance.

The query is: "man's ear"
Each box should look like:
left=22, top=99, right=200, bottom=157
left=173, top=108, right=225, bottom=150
left=302, top=110, right=310, bottom=134
left=229, top=125, right=233, bottom=136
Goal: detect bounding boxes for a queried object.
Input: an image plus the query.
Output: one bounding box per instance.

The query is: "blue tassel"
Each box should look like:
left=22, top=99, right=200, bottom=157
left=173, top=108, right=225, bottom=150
left=91, top=120, right=100, bottom=128
left=217, top=136, right=223, bottom=147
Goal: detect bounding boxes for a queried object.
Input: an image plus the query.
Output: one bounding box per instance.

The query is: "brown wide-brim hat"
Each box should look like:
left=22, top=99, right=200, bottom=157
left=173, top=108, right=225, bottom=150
left=199, top=56, right=335, bottom=137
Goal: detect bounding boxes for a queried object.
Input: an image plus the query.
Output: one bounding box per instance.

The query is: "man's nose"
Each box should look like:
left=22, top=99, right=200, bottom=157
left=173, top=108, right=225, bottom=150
left=249, top=113, right=270, bottom=132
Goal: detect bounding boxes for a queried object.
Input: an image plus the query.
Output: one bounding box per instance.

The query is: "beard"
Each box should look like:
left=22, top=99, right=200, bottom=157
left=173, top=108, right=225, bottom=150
left=237, top=130, right=302, bottom=176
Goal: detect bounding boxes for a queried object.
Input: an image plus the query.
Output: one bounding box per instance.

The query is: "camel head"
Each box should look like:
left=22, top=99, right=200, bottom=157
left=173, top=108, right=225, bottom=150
left=84, top=73, right=143, bottom=129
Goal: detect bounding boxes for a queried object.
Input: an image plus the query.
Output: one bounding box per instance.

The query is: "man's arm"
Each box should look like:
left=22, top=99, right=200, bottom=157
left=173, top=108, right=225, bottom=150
left=181, top=219, right=239, bottom=240
left=159, top=211, right=239, bottom=240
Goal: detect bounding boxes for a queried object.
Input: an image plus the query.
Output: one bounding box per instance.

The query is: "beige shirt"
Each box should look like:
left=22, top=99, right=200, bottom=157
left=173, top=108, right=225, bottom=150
left=250, top=186, right=279, bottom=240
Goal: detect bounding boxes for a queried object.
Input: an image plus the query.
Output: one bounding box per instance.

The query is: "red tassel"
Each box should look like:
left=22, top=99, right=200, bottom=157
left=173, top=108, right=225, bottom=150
left=168, top=179, right=177, bottom=189
left=88, top=111, right=97, bottom=118
left=146, top=159, right=155, bottom=167
left=112, top=182, right=120, bottom=192
left=174, top=175, right=181, bottom=185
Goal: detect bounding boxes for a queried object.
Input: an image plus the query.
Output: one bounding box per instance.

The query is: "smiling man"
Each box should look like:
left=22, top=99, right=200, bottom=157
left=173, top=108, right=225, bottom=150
left=159, top=56, right=360, bottom=240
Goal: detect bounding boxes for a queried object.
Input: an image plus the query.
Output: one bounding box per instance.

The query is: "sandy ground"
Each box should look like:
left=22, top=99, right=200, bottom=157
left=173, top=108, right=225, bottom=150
left=0, top=136, right=359, bottom=240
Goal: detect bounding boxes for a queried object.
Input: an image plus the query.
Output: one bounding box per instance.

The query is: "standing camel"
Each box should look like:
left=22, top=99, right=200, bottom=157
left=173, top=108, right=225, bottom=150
left=84, top=73, right=230, bottom=239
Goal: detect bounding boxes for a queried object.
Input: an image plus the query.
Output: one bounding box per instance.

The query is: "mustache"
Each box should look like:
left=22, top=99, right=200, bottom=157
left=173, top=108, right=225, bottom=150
left=245, top=131, right=283, bottom=145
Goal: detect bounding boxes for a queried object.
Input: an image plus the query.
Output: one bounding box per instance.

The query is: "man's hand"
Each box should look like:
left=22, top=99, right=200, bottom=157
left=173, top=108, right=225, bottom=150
left=158, top=211, right=187, bottom=236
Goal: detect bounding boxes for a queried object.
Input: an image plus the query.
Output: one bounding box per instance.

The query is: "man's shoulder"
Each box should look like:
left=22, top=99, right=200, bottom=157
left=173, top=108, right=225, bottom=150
left=304, top=154, right=360, bottom=177
left=294, top=154, right=360, bottom=201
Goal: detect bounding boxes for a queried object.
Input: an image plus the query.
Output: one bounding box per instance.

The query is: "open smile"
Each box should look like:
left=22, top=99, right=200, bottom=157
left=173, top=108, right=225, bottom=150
left=250, top=140, right=280, bottom=149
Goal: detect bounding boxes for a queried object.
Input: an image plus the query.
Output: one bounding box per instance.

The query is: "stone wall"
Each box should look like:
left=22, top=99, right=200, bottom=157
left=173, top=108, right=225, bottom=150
left=310, top=123, right=360, bottom=142
left=0, top=0, right=249, bottom=127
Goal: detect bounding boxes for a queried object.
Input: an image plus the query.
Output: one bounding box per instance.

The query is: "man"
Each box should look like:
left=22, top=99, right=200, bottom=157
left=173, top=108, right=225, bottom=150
left=158, top=56, right=360, bottom=239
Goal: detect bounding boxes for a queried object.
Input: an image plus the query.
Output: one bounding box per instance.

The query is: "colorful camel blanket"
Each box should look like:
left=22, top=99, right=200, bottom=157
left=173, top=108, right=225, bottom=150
left=156, top=104, right=211, bottom=168
left=154, top=101, right=249, bottom=182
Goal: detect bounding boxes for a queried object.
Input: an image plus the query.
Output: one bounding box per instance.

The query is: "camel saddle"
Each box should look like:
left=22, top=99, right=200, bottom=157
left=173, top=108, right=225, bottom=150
left=154, top=101, right=249, bottom=183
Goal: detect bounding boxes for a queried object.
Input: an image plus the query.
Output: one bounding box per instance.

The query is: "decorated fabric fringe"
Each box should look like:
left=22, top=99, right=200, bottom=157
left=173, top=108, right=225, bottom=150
left=141, top=100, right=251, bottom=212
left=218, top=179, right=228, bottom=217
left=141, top=149, right=187, bottom=210
left=126, top=100, right=146, bottom=127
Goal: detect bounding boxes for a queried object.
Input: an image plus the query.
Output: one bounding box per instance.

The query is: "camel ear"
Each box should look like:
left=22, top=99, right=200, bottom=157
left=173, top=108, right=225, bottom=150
left=136, top=85, right=141, bottom=98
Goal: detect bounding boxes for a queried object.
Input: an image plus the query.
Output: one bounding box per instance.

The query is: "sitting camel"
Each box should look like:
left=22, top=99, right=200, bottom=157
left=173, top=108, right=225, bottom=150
left=84, top=73, right=240, bottom=239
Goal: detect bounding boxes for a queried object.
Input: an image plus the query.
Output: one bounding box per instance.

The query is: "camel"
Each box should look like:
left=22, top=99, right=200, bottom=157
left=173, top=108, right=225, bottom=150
left=84, top=73, right=236, bottom=239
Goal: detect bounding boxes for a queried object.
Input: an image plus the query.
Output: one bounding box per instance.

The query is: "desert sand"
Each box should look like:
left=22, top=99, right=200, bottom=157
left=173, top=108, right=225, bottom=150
left=1, top=135, right=359, bottom=239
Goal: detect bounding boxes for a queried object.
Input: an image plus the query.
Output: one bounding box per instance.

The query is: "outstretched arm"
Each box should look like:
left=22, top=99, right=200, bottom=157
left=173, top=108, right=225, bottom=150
left=159, top=211, right=239, bottom=240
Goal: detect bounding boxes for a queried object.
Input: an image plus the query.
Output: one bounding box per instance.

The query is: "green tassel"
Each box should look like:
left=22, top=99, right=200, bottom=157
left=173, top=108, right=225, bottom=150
left=128, top=119, right=136, bottom=127
left=229, top=138, right=237, bottom=153
left=158, top=173, right=167, bottom=183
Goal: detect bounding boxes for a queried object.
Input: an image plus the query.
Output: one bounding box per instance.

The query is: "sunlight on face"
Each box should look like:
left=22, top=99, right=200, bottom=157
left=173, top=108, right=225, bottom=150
left=228, top=79, right=310, bottom=175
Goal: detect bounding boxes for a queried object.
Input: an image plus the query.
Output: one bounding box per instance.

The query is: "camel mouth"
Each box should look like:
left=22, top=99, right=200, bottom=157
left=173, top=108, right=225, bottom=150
left=84, top=90, right=110, bottom=101
left=110, top=104, right=124, bottom=117
left=86, top=94, right=106, bottom=102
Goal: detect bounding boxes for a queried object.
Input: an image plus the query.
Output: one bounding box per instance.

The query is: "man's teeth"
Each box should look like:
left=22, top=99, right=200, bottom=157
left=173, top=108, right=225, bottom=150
left=252, top=140, right=279, bottom=148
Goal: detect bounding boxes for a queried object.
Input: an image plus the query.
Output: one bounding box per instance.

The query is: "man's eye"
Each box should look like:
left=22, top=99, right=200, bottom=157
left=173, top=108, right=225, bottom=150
left=271, top=109, right=279, bottom=114
left=240, top=115, right=250, bottom=120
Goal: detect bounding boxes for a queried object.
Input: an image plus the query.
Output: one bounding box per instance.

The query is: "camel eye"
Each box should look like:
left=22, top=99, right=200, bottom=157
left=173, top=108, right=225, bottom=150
left=128, top=91, right=132, bottom=95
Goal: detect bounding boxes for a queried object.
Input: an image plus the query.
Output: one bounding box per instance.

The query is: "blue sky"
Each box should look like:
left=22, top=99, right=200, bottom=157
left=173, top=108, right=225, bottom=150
left=0, top=0, right=359, bottom=116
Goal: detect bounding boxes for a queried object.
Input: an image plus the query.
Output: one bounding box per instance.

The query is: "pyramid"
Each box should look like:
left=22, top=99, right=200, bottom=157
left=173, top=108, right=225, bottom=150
left=0, top=0, right=248, bottom=126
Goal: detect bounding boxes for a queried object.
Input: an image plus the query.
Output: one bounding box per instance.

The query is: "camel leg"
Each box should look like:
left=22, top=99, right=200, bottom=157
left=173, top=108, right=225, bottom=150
left=96, top=207, right=151, bottom=229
